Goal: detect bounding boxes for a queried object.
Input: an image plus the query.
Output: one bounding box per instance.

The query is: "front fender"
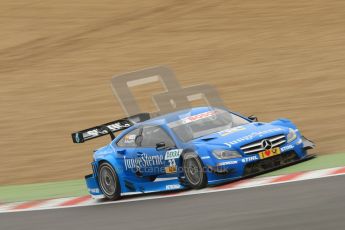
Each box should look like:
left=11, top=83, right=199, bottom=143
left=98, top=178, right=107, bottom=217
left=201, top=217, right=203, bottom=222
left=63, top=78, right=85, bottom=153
left=93, top=153, right=126, bottom=194
left=270, top=118, right=298, bottom=130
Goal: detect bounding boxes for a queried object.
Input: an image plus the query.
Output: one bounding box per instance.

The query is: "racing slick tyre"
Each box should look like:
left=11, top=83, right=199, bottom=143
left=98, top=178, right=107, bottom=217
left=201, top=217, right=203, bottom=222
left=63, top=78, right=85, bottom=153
left=182, top=152, right=207, bottom=189
left=98, top=162, right=121, bottom=200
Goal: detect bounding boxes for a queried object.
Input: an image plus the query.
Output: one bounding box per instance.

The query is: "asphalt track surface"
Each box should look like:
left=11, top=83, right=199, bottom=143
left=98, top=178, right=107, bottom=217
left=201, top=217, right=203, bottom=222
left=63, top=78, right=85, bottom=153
left=1, top=175, right=344, bottom=230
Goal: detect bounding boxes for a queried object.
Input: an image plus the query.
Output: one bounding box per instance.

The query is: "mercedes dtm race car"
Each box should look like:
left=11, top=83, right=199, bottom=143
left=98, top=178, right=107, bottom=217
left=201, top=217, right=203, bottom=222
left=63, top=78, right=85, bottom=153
left=72, top=107, right=315, bottom=200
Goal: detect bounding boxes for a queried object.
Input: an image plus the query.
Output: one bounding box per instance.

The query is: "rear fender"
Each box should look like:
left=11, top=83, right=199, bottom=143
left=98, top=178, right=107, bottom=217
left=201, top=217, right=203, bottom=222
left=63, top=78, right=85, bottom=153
left=94, top=154, right=127, bottom=193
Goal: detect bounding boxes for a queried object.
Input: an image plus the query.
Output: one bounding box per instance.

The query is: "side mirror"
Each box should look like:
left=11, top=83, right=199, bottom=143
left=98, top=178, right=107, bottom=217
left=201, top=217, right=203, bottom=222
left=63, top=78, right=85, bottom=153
left=156, top=142, right=166, bottom=150
left=135, top=135, right=143, bottom=146
left=248, top=115, right=258, bottom=122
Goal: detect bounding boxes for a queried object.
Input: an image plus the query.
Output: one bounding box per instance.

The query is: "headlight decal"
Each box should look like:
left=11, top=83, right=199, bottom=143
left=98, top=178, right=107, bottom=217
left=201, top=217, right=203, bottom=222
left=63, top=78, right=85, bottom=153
left=212, top=150, right=241, bottom=159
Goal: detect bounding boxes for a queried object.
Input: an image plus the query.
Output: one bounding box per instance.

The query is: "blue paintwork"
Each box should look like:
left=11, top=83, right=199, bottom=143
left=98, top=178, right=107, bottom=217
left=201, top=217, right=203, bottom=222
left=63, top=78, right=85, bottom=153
left=85, top=107, right=310, bottom=197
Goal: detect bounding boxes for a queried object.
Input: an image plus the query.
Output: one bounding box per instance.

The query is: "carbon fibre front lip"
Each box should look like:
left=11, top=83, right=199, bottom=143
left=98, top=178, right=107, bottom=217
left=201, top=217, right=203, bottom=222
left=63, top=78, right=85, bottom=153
left=208, top=154, right=316, bottom=185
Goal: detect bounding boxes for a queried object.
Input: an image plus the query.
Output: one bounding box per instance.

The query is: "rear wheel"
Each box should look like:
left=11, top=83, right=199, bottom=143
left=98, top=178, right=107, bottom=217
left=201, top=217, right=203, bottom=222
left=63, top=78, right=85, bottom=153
left=98, top=162, right=121, bottom=200
left=182, top=152, right=207, bottom=189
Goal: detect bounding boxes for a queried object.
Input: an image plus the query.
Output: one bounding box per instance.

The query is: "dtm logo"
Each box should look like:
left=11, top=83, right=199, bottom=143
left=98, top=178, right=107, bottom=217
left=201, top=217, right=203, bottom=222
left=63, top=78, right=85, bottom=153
left=241, top=156, right=259, bottom=163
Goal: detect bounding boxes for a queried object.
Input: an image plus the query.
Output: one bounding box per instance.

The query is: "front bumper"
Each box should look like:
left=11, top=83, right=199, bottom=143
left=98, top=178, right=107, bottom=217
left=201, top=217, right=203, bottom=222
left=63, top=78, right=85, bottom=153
left=207, top=136, right=315, bottom=182
left=243, top=151, right=299, bottom=176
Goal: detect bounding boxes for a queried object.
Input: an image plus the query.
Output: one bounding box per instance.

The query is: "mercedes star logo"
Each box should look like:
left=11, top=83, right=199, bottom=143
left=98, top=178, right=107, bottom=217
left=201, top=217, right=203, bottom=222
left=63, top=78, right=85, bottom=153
left=261, top=139, right=272, bottom=150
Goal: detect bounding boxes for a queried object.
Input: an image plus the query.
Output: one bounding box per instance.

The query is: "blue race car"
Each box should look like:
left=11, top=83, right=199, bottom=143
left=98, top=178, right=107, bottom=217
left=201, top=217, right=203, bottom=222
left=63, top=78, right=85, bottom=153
left=72, top=107, right=315, bottom=200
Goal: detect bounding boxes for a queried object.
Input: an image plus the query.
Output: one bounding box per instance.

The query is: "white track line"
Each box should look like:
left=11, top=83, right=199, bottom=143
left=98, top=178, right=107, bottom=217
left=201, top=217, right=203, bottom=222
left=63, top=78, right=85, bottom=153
left=1, top=166, right=344, bottom=214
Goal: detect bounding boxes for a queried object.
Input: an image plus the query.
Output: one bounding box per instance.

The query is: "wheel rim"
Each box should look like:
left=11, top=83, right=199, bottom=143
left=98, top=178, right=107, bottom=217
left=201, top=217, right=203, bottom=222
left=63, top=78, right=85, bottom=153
left=184, top=158, right=202, bottom=185
left=99, top=165, right=116, bottom=196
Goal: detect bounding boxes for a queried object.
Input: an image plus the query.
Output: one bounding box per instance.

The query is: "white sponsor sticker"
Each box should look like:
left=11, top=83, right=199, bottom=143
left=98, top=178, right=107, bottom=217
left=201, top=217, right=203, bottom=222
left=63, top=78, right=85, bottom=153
left=181, top=111, right=217, bottom=124
left=241, top=156, right=259, bottom=163
left=218, top=126, right=246, bottom=136
left=85, top=123, right=131, bottom=138
left=201, top=156, right=211, bottom=160
left=124, top=154, right=164, bottom=170
left=224, top=128, right=284, bottom=148
left=281, top=145, right=294, bottom=152
left=88, top=188, right=100, bottom=194
left=165, top=149, right=183, bottom=160
left=217, top=161, right=238, bottom=166
left=166, top=184, right=181, bottom=190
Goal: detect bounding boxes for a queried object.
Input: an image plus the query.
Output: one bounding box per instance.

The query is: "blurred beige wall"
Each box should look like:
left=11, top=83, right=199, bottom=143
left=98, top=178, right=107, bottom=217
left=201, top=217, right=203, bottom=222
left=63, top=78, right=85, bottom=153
left=1, top=0, right=345, bottom=184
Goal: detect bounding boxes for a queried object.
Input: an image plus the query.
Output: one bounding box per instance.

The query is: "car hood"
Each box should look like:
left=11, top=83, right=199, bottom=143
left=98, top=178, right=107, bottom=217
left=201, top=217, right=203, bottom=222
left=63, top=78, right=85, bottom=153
left=191, top=122, right=289, bottom=152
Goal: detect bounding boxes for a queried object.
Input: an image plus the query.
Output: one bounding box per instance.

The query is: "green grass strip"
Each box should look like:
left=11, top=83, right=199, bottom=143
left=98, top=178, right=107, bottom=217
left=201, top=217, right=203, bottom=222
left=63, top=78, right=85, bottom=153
left=261, top=152, right=345, bottom=177
left=0, top=179, right=87, bottom=203
left=1, top=152, right=345, bottom=203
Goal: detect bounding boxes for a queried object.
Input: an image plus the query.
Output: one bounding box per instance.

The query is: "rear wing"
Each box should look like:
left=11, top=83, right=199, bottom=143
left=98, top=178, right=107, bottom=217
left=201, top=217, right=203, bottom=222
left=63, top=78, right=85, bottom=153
left=71, top=113, right=150, bottom=143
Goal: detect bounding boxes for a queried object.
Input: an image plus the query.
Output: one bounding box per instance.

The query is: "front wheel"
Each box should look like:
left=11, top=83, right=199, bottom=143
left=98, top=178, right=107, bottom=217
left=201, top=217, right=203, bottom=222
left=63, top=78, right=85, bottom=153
left=182, top=152, right=208, bottom=189
left=98, top=162, right=121, bottom=200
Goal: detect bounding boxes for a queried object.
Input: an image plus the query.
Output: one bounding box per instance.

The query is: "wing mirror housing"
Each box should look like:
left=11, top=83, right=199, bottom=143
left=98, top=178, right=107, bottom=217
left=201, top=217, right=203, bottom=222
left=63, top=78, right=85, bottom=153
left=135, top=135, right=143, bottom=146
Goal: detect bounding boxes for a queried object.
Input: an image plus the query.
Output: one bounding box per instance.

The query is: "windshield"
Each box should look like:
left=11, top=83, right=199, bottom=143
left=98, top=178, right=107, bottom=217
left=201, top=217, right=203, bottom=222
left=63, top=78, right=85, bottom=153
left=168, top=108, right=250, bottom=142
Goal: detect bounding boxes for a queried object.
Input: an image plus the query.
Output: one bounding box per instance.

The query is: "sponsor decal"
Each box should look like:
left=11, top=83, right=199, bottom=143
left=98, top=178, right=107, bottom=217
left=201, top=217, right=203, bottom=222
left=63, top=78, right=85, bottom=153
left=124, top=154, right=164, bottom=170
left=165, top=166, right=177, bottom=174
left=165, top=159, right=177, bottom=173
left=217, top=161, right=238, bottom=166
left=88, top=188, right=100, bottom=194
left=218, top=126, right=246, bottom=137
left=124, top=134, right=136, bottom=144
left=281, top=145, right=294, bottom=152
left=181, top=111, right=217, bottom=124
left=258, top=147, right=281, bottom=159
left=241, top=155, right=259, bottom=163
left=86, top=123, right=131, bottom=138
left=224, top=128, right=284, bottom=148
left=165, top=149, right=183, bottom=160
left=166, top=184, right=181, bottom=190
left=201, top=156, right=211, bottom=159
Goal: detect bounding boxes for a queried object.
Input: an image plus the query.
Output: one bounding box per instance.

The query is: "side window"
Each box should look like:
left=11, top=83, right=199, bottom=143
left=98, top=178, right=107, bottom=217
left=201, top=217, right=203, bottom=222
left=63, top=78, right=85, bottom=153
left=141, top=126, right=175, bottom=148
left=117, top=128, right=141, bottom=147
